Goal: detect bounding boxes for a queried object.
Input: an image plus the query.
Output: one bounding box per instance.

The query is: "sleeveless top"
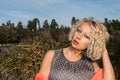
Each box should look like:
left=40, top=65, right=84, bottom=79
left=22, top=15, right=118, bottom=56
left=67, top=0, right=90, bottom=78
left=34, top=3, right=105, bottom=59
left=48, top=49, right=95, bottom=80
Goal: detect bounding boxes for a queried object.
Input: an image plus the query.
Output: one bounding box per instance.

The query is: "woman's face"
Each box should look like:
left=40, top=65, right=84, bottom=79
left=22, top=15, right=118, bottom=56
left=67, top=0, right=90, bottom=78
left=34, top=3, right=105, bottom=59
left=71, top=22, right=91, bottom=50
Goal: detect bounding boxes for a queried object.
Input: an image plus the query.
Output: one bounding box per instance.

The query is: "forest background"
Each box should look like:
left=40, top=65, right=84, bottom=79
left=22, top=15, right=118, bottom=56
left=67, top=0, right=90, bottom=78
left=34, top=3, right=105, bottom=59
left=0, top=17, right=120, bottom=80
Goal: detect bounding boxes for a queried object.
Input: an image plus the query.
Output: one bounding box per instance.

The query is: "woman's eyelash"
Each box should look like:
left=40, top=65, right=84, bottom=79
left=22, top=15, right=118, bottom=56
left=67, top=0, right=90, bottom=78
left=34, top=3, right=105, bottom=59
left=84, top=35, right=90, bottom=39
left=76, top=28, right=90, bottom=39
left=77, top=28, right=81, bottom=32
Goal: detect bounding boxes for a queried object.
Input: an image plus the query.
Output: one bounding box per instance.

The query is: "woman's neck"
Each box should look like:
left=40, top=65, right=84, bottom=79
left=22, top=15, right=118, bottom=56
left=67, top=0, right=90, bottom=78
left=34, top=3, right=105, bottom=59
left=63, top=46, right=83, bottom=61
left=69, top=46, right=83, bottom=56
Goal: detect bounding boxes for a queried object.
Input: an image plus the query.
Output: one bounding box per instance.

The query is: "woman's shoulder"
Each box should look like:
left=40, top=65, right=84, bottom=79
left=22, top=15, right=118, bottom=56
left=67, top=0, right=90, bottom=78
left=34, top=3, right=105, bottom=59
left=44, top=50, right=55, bottom=60
left=40, top=49, right=55, bottom=68
left=39, top=49, right=55, bottom=76
left=44, top=48, right=62, bottom=61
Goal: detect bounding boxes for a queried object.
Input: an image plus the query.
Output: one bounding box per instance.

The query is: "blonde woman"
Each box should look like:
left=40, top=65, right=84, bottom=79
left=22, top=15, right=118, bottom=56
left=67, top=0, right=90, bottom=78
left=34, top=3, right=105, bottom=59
left=35, top=18, right=115, bottom=80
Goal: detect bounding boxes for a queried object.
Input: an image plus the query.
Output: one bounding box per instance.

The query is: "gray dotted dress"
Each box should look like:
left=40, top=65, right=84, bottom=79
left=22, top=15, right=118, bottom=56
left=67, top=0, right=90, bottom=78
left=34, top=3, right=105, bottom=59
left=48, top=49, right=95, bottom=80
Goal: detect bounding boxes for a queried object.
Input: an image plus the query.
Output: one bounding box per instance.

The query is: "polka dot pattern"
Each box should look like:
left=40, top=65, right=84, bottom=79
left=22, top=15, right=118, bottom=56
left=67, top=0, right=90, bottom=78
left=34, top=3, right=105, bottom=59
left=48, top=49, right=94, bottom=80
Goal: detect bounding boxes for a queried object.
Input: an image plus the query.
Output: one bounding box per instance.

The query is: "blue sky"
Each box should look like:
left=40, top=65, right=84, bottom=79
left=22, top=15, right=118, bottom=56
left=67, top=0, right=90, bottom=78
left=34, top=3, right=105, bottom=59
left=0, top=0, right=120, bottom=26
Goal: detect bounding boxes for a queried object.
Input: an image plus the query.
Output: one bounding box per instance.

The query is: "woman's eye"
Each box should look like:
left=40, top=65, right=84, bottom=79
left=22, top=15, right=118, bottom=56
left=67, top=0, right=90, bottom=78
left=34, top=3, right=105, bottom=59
left=84, top=35, right=90, bottom=39
left=76, top=29, right=81, bottom=33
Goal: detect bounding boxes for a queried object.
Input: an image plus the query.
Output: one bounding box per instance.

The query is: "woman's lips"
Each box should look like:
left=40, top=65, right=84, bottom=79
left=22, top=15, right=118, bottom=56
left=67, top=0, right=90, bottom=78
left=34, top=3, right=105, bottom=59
left=73, top=40, right=79, bottom=45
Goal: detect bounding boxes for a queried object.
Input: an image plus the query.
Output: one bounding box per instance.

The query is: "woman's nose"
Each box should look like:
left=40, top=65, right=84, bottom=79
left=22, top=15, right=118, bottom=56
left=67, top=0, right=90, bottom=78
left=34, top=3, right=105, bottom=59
left=77, top=33, right=83, bottom=39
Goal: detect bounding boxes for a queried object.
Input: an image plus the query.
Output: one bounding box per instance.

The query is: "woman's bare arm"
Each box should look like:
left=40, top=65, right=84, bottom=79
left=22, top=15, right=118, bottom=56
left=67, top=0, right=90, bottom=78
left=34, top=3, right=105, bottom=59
left=39, top=50, right=55, bottom=77
left=102, top=48, right=115, bottom=80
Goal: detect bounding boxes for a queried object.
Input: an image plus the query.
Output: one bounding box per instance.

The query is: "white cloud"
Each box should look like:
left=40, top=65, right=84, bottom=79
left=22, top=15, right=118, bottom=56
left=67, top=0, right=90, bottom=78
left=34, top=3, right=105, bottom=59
left=35, top=0, right=67, bottom=6
left=4, top=10, right=41, bottom=19
left=1, top=10, right=40, bottom=26
left=5, top=11, right=31, bottom=18
left=0, top=0, right=120, bottom=26
left=7, top=0, right=68, bottom=7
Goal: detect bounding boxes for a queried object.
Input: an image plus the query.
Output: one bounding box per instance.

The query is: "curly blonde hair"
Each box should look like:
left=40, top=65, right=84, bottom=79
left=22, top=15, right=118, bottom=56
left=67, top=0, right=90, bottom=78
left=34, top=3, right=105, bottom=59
left=69, top=17, right=109, bottom=61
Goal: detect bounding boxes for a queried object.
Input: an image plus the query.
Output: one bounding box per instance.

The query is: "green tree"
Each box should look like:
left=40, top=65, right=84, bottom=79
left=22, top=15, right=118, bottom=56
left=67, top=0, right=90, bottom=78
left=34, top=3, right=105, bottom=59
left=0, top=26, right=17, bottom=43
left=42, top=20, right=49, bottom=29
left=111, top=19, right=120, bottom=30
left=6, top=20, right=15, bottom=28
left=33, top=18, right=41, bottom=31
left=71, top=17, right=77, bottom=25
left=104, top=18, right=111, bottom=33
left=6, top=20, right=11, bottom=26
left=27, top=18, right=41, bottom=31
left=50, top=19, right=58, bottom=29
left=27, top=20, right=33, bottom=31
left=37, top=18, right=41, bottom=30
left=2, top=23, right=5, bottom=26
left=16, top=21, right=24, bottom=42
left=17, top=21, right=23, bottom=29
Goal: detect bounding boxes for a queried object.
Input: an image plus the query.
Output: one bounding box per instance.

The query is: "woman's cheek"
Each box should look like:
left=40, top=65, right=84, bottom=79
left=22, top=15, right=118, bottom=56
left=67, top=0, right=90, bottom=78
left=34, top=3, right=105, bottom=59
left=82, top=39, right=90, bottom=47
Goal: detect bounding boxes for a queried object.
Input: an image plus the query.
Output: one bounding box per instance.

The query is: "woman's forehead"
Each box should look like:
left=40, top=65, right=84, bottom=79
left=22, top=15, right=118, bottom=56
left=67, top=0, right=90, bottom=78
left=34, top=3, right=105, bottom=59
left=78, top=22, right=91, bottom=30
